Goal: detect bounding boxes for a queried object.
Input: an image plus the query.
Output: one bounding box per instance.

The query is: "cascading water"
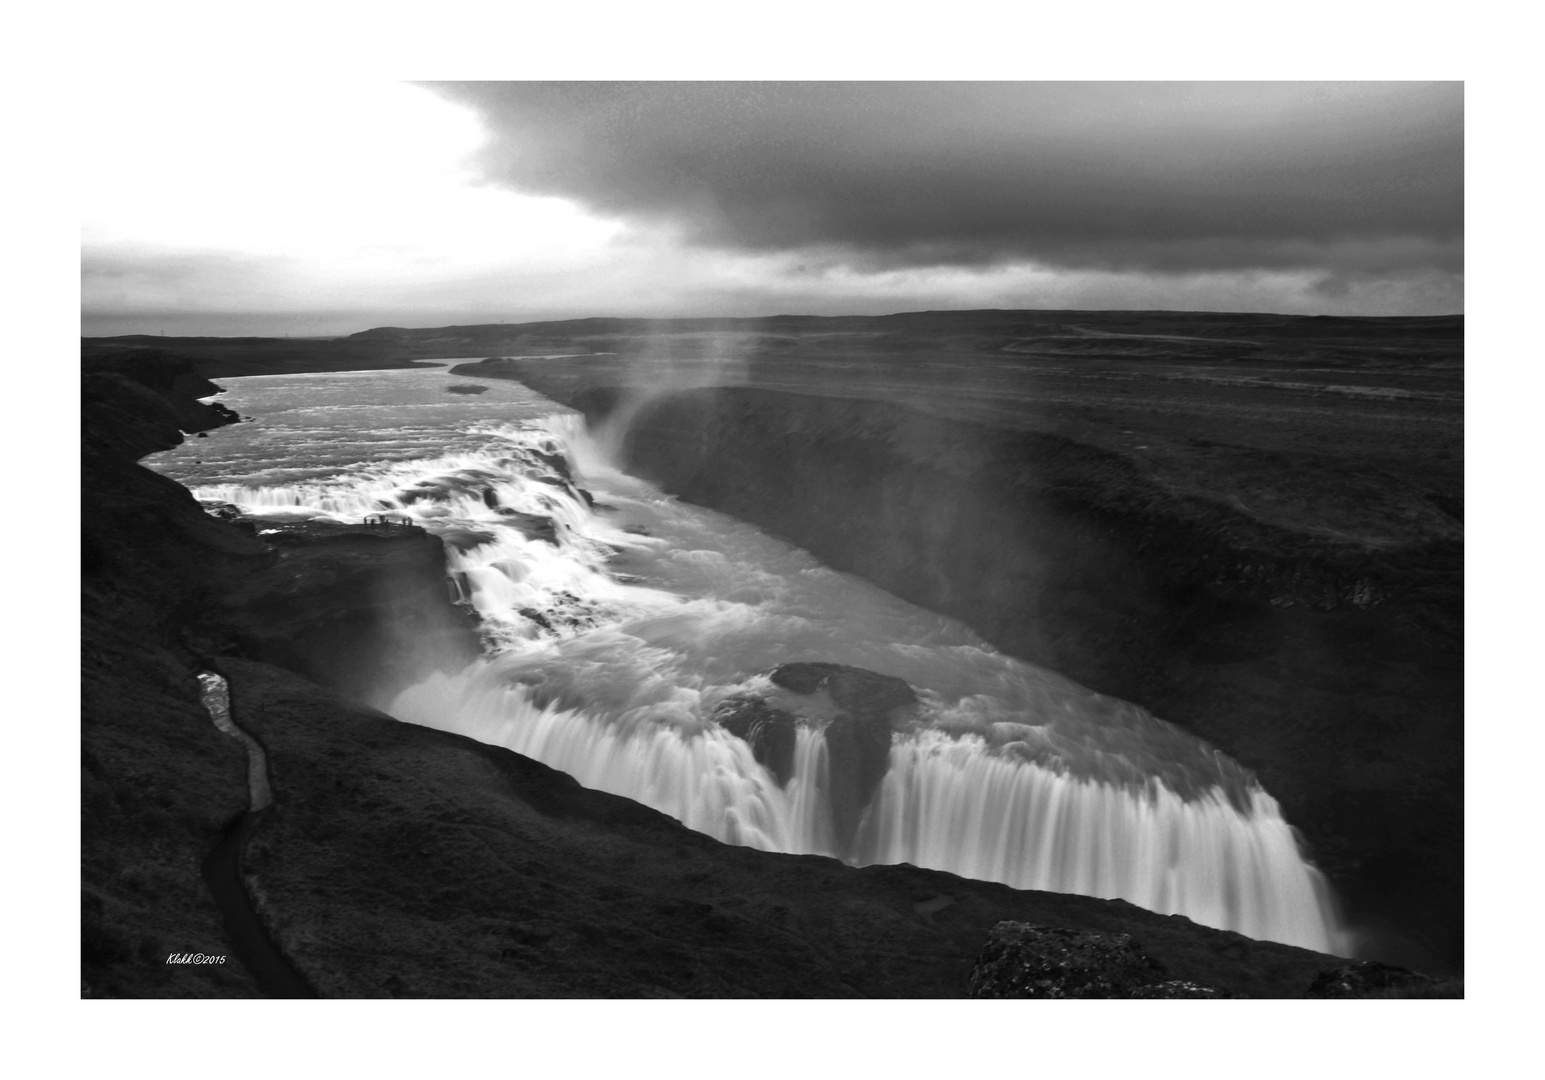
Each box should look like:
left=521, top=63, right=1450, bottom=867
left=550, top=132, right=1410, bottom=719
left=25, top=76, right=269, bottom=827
left=165, top=368, right=1348, bottom=956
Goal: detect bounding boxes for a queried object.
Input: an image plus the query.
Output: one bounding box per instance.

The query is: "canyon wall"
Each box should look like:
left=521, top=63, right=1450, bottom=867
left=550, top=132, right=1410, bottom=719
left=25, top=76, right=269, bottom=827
left=553, top=382, right=1462, bottom=973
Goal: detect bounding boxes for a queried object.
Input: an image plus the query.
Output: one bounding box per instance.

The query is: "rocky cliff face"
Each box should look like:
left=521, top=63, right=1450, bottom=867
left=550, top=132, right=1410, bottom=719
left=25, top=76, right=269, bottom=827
left=714, top=663, right=917, bottom=851
left=82, top=352, right=269, bottom=997
left=81, top=349, right=481, bottom=995
left=531, top=381, right=1461, bottom=975
left=213, top=520, right=482, bottom=711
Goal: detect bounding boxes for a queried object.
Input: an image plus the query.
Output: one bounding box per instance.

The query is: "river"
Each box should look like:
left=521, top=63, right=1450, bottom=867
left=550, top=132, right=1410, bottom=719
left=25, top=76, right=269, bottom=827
left=150, top=362, right=1347, bottom=954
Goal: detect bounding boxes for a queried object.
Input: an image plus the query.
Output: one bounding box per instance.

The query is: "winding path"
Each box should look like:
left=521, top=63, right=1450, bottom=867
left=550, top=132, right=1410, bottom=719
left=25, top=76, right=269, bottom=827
left=197, top=672, right=317, bottom=999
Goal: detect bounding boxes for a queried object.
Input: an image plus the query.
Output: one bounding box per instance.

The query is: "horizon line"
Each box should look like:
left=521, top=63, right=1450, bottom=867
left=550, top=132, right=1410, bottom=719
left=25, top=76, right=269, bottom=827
left=82, top=305, right=1467, bottom=342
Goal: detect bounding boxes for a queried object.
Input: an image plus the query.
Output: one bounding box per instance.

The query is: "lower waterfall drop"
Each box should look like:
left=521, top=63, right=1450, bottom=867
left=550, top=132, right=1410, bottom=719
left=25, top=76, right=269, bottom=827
left=194, top=403, right=1348, bottom=957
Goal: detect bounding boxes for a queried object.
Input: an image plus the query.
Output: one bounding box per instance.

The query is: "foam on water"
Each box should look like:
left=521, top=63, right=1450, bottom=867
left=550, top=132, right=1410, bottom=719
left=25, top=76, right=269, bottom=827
left=159, top=369, right=1349, bottom=955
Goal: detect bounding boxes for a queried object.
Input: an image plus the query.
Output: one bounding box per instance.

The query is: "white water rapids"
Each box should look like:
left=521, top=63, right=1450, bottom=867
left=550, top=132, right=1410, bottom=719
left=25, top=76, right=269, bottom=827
left=157, top=366, right=1348, bottom=955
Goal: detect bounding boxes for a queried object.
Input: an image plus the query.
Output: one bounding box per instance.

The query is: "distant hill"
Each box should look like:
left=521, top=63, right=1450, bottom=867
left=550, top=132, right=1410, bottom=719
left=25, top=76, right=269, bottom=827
left=85, top=309, right=1463, bottom=379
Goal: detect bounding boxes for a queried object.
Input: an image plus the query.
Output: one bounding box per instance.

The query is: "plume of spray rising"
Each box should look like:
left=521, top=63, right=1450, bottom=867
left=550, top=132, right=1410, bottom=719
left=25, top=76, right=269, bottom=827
left=587, top=329, right=756, bottom=458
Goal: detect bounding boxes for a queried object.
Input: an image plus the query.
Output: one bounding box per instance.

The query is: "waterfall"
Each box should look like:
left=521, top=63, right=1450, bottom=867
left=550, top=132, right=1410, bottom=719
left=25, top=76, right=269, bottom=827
left=195, top=410, right=1349, bottom=956
left=863, top=732, right=1339, bottom=952
left=390, top=664, right=1342, bottom=954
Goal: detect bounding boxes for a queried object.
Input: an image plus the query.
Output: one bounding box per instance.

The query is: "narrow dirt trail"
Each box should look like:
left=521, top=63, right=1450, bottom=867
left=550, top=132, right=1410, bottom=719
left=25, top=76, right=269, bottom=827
left=198, top=672, right=317, bottom=999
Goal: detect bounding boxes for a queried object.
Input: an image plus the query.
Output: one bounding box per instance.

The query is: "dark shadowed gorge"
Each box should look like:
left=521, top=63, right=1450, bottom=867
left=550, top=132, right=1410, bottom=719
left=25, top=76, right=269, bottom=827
left=444, top=309, right=1463, bottom=973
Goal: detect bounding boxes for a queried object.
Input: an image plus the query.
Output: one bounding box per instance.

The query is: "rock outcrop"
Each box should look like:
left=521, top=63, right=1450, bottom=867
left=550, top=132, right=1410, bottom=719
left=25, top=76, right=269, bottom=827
left=1305, top=961, right=1441, bottom=999
left=714, top=662, right=916, bottom=849
left=967, top=921, right=1231, bottom=999
left=213, top=519, right=483, bottom=711
left=714, top=695, right=799, bottom=785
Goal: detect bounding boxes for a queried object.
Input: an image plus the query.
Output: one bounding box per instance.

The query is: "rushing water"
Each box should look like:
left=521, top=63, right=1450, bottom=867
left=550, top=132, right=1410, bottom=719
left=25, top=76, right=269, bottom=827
left=153, top=363, right=1348, bottom=954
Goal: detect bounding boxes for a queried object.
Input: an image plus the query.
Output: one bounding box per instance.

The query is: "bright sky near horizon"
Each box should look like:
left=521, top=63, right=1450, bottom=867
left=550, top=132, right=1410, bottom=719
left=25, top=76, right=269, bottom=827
left=81, top=80, right=1462, bottom=337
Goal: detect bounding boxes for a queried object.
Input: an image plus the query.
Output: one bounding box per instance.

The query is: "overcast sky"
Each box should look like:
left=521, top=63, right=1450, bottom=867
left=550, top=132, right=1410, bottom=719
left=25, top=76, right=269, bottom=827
left=80, top=81, right=1461, bottom=337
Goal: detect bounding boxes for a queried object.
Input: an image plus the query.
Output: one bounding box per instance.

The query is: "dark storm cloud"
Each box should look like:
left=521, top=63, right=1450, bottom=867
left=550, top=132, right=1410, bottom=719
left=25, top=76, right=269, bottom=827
left=427, top=81, right=1462, bottom=277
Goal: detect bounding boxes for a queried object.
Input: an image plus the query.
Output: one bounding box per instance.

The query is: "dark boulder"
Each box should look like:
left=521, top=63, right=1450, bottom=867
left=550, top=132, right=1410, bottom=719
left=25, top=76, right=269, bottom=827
left=519, top=607, right=554, bottom=634
left=712, top=662, right=917, bottom=851
left=1305, top=960, right=1438, bottom=998
left=822, top=710, right=895, bottom=850
left=199, top=501, right=246, bottom=522
left=967, top=922, right=1169, bottom=998
left=439, top=528, right=498, bottom=552
left=770, top=663, right=914, bottom=848
left=768, top=662, right=917, bottom=714
left=714, top=696, right=798, bottom=785
left=499, top=510, right=559, bottom=545
left=530, top=447, right=573, bottom=482
left=534, top=475, right=583, bottom=503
